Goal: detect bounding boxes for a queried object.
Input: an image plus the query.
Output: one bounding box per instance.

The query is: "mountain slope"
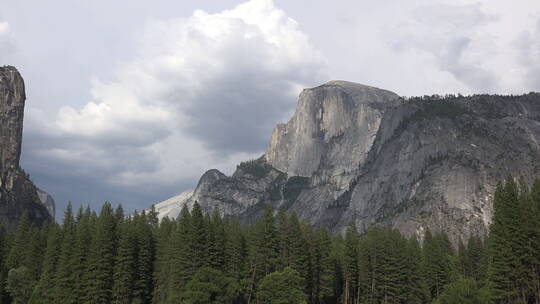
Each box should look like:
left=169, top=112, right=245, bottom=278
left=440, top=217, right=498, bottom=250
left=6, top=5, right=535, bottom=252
left=154, top=81, right=540, bottom=243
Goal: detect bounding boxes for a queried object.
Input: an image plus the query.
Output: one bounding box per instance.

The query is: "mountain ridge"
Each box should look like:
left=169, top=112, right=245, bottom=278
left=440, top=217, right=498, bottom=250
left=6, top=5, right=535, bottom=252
left=153, top=80, right=540, bottom=243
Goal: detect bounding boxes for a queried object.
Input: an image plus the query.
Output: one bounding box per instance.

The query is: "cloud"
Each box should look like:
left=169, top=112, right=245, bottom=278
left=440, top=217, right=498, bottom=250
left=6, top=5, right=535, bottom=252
left=14, top=0, right=539, bottom=216
left=385, top=3, right=500, bottom=92
left=0, top=21, right=15, bottom=61
left=517, top=19, right=540, bottom=91
left=24, top=0, right=327, bottom=209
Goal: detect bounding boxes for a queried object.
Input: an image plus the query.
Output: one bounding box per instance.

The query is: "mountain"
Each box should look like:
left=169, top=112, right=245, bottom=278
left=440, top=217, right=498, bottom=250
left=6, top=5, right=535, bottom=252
left=0, top=66, right=54, bottom=228
left=153, top=80, right=540, bottom=243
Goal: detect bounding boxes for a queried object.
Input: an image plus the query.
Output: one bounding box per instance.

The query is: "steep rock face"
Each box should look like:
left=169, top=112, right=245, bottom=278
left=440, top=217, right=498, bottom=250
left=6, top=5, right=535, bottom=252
left=266, top=81, right=399, bottom=193
left=186, top=165, right=287, bottom=221
left=37, top=188, right=56, bottom=218
left=155, top=81, right=540, bottom=243
left=0, top=66, right=53, bottom=228
left=310, top=95, right=540, bottom=240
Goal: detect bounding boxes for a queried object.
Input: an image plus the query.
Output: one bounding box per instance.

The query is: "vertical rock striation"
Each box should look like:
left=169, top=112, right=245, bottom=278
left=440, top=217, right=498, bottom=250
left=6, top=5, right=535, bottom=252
left=0, top=66, right=53, bottom=228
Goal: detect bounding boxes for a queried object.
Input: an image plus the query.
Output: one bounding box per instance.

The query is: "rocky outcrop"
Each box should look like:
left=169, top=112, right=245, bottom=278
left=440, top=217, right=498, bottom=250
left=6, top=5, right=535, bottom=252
left=0, top=66, right=53, bottom=228
left=152, top=189, right=194, bottom=220
left=155, top=80, right=540, bottom=244
left=37, top=188, right=56, bottom=218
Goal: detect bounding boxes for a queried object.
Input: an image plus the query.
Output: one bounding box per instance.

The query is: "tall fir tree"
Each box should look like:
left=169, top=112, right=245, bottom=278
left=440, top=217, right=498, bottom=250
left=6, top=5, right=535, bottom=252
left=112, top=217, right=136, bottom=304
left=342, top=223, right=358, bottom=304
left=528, top=179, right=540, bottom=302
left=489, top=178, right=525, bottom=303
left=152, top=217, right=174, bottom=304
left=247, top=205, right=280, bottom=303
left=86, top=202, right=117, bottom=304
left=285, top=212, right=311, bottom=296
left=167, top=205, right=193, bottom=303
left=223, top=218, right=248, bottom=283
left=312, top=228, right=335, bottom=304
left=52, top=202, right=77, bottom=304
left=29, top=223, right=62, bottom=304
left=207, top=208, right=226, bottom=271
left=133, top=211, right=155, bottom=304
left=73, top=206, right=95, bottom=303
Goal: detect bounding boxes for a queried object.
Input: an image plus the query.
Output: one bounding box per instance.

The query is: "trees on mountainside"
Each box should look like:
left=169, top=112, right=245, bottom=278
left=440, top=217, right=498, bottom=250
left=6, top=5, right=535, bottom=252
left=0, top=176, right=537, bottom=303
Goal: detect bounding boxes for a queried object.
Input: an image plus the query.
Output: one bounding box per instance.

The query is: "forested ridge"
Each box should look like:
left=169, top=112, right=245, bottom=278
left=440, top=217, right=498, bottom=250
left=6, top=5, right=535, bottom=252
left=0, top=177, right=538, bottom=304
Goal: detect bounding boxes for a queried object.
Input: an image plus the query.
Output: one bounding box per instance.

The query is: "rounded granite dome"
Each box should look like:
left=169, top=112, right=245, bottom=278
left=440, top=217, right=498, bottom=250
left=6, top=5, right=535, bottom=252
left=307, top=80, right=400, bottom=106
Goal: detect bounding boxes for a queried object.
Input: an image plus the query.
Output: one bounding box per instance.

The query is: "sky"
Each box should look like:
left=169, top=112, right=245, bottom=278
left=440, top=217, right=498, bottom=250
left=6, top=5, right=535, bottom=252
left=1, top=0, right=539, bottom=219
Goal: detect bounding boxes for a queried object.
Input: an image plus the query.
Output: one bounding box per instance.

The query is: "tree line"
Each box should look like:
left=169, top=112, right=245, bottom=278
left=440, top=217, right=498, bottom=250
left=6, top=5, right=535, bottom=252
left=0, top=176, right=538, bottom=303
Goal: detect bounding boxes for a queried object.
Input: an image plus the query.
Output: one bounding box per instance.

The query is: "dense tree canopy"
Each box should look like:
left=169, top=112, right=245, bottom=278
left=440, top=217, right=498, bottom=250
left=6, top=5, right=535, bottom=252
left=0, top=176, right=537, bottom=303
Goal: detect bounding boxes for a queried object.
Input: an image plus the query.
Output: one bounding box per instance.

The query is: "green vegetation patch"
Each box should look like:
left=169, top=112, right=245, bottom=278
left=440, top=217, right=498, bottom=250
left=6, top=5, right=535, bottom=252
left=237, top=157, right=273, bottom=178
left=282, top=176, right=310, bottom=203
left=411, top=100, right=470, bottom=121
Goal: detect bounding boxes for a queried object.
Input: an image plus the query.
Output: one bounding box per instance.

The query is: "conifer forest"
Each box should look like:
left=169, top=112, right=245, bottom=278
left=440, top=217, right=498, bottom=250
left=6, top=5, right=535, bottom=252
left=0, top=177, right=538, bottom=304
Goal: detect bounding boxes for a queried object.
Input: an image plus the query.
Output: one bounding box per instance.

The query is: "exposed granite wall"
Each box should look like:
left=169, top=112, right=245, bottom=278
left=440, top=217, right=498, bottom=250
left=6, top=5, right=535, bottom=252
left=0, top=66, right=53, bottom=229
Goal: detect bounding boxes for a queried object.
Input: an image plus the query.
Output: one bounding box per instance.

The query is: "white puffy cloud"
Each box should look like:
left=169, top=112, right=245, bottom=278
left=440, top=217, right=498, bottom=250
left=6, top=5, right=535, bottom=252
left=26, top=0, right=327, bottom=204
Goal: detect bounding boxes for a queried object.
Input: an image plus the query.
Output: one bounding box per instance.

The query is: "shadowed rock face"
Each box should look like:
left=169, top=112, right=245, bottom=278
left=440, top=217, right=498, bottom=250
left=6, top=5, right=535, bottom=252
left=0, top=66, right=53, bottom=229
left=155, top=80, right=540, bottom=244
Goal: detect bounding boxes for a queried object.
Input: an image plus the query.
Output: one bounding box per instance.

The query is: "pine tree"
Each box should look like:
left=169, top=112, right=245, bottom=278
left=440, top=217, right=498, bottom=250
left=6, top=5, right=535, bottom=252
left=147, top=205, right=159, bottom=230
left=247, top=205, right=279, bottom=303
left=207, top=208, right=225, bottom=271
left=152, top=217, right=174, bottom=304
left=404, top=237, right=429, bottom=304
left=73, top=206, right=94, bottom=303
left=357, top=228, right=414, bottom=303
left=22, top=226, right=46, bottom=285
left=285, top=212, right=311, bottom=296
left=312, top=228, right=335, bottom=304
left=423, top=229, right=454, bottom=300
left=528, top=179, right=540, bottom=302
left=29, top=223, right=62, bottom=304
left=465, top=235, right=486, bottom=281
left=223, top=218, right=248, bottom=283
left=86, top=202, right=117, bottom=304
left=275, top=208, right=289, bottom=269
left=133, top=211, right=155, bottom=304
left=457, top=240, right=468, bottom=277
left=489, top=178, right=525, bottom=303
left=0, top=224, right=10, bottom=304
left=342, top=223, right=358, bottom=304
left=190, top=202, right=209, bottom=270
left=167, top=205, right=193, bottom=303
left=112, top=217, right=136, bottom=304
left=52, top=202, right=77, bottom=304
left=5, top=213, right=32, bottom=270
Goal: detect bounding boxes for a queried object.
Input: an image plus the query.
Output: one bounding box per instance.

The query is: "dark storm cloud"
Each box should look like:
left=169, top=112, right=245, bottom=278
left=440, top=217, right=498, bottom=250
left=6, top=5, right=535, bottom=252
left=184, top=69, right=323, bottom=154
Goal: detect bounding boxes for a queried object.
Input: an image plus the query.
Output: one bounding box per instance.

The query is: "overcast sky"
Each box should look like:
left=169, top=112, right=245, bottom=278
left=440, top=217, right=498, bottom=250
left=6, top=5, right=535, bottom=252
left=1, top=0, right=539, bottom=219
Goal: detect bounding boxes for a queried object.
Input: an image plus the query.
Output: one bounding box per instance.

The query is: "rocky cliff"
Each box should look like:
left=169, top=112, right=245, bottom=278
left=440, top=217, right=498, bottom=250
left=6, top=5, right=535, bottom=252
left=154, top=81, right=540, bottom=243
left=0, top=66, right=53, bottom=228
